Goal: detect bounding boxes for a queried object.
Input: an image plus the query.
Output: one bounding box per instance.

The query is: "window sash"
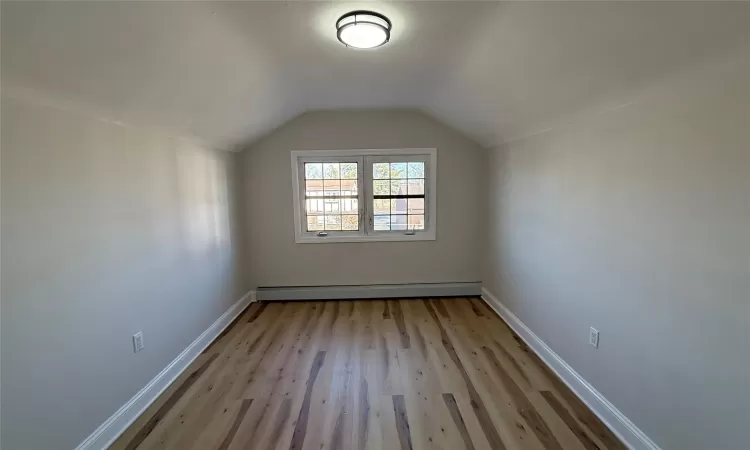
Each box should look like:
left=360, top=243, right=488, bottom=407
left=364, top=154, right=431, bottom=235
left=296, top=155, right=365, bottom=238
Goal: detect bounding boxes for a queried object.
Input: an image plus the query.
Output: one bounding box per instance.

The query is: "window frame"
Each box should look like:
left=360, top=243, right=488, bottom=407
left=291, top=148, right=437, bottom=243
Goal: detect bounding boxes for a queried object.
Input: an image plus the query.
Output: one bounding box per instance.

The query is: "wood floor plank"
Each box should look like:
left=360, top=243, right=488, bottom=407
left=313, top=313, right=357, bottom=450
left=392, top=395, right=414, bottom=450
left=397, top=348, right=464, bottom=450
left=540, top=391, right=604, bottom=450
left=355, top=377, right=372, bottom=450
left=527, top=392, right=587, bottom=450
left=481, top=345, right=563, bottom=450
left=217, top=399, right=253, bottom=450
left=239, top=305, right=326, bottom=449
left=225, top=394, right=273, bottom=450
left=112, top=299, right=626, bottom=450
left=476, top=298, right=626, bottom=450
left=468, top=298, right=486, bottom=318
left=382, top=300, right=391, bottom=319
left=432, top=299, right=450, bottom=319
left=171, top=304, right=303, bottom=450
left=187, top=399, right=247, bottom=450
left=143, top=307, right=274, bottom=450
left=379, top=393, right=402, bottom=450
left=398, top=300, right=468, bottom=450
left=422, top=300, right=508, bottom=450
left=267, top=398, right=293, bottom=449
left=110, top=350, right=218, bottom=450
left=391, top=300, right=411, bottom=349
left=545, top=382, right=625, bottom=450
left=376, top=306, right=403, bottom=395
left=440, top=319, right=540, bottom=450
left=122, top=352, right=220, bottom=450
left=289, top=350, right=326, bottom=450
left=490, top=338, right=534, bottom=391
left=359, top=351, right=386, bottom=450
left=442, top=393, right=476, bottom=450
left=351, top=310, right=379, bottom=450
left=247, top=302, right=268, bottom=323
left=449, top=391, right=494, bottom=450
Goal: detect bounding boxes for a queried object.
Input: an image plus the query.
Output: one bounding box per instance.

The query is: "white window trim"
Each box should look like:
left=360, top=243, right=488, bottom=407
left=291, top=148, right=437, bottom=244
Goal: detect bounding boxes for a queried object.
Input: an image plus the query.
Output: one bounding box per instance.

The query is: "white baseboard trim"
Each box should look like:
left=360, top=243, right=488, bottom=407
left=257, top=282, right=482, bottom=301
left=480, top=288, right=660, bottom=450
left=74, top=290, right=256, bottom=450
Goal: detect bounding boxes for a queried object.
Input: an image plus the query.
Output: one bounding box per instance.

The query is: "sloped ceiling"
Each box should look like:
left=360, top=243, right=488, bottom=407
left=2, top=1, right=748, bottom=150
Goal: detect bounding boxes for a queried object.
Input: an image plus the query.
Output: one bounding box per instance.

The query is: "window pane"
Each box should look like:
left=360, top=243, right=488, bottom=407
left=390, top=179, right=407, bottom=195
left=391, top=199, right=407, bottom=215
left=390, top=162, right=407, bottom=179
left=373, top=199, right=390, bottom=215
left=305, top=180, right=324, bottom=197
left=340, top=179, right=358, bottom=195
left=325, top=215, right=341, bottom=230
left=340, top=198, right=358, bottom=215
left=408, top=214, right=425, bottom=230
left=324, top=179, right=340, bottom=195
left=306, top=198, right=325, bottom=214
left=391, top=215, right=407, bottom=230
left=305, top=163, right=322, bottom=179
left=323, top=163, right=340, bottom=179
left=408, top=179, right=424, bottom=195
left=373, top=163, right=390, bottom=179
left=407, top=198, right=424, bottom=215
left=408, top=162, right=425, bottom=178
left=373, top=180, right=389, bottom=195
left=325, top=198, right=340, bottom=212
left=342, top=215, right=359, bottom=230
left=307, top=215, right=324, bottom=231
left=340, top=163, right=357, bottom=179
left=374, top=216, right=390, bottom=231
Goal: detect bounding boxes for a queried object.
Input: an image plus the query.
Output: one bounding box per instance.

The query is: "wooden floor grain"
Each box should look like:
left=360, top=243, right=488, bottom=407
left=111, top=298, right=626, bottom=450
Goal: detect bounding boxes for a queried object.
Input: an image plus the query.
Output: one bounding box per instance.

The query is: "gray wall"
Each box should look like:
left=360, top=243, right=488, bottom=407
left=243, top=110, right=486, bottom=288
left=483, top=50, right=750, bottom=449
left=0, top=93, right=249, bottom=450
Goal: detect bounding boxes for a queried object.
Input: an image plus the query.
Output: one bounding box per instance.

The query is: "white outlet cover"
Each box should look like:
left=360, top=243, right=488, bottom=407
left=133, top=332, right=144, bottom=353
left=589, top=327, right=599, bottom=348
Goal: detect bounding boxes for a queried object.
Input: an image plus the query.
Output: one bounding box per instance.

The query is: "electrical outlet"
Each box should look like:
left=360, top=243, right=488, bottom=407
left=589, top=327, right=599, bottom=349
left=133, top=332, right=145, bottom=353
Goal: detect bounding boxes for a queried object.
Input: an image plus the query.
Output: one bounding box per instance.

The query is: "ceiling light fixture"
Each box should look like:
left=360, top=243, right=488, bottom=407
left=336, top=11, right=392, bottom=49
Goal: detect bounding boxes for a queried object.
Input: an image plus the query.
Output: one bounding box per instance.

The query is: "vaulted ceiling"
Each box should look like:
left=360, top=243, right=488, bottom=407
left=2, top=1, right=748, bottom=150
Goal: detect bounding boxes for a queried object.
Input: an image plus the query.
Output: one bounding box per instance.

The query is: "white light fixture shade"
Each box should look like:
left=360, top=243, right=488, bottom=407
left=336, top=11, right=392, bottom=49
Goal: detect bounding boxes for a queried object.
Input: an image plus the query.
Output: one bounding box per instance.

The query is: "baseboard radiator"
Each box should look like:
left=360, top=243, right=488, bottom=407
left=256, top=282, right=482, bottom=301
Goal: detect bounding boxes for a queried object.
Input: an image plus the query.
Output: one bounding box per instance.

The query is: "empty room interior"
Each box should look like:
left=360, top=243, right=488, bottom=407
left=1, top=1, right=749, bottom=450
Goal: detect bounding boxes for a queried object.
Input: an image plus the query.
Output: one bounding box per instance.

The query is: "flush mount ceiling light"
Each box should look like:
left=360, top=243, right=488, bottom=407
left=336, top=11, right=392, bottom=49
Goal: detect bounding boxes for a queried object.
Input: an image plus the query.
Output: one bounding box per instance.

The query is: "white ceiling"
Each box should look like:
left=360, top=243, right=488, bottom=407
left=2, top=1, right=748, bottom=150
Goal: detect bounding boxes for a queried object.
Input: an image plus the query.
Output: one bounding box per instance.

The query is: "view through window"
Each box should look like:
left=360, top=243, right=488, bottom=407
left=372, top=162, right=425, bottom=231
left=304, top=162, right=359, bottom=231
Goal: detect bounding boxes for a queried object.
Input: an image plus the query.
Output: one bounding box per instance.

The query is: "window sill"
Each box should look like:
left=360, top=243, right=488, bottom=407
left=295, top=231, right=436, bottom=244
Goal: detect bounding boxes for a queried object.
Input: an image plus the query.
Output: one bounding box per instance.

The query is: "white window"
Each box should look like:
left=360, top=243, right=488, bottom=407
left=291, top=149, right=437, bottom=243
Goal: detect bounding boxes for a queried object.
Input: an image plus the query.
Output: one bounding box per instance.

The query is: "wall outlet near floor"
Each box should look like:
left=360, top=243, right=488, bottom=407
left=133, top=331, right=145, bottom=353
left=589, top=327, right=599, bottom=348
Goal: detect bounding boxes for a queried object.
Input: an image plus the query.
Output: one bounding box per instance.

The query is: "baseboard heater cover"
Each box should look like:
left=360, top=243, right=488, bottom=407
left=256, top=282, right=482, bottom=301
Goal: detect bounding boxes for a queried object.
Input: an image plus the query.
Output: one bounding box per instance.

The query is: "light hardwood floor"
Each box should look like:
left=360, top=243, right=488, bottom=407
left=112, top=298, right=626, bottom=450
